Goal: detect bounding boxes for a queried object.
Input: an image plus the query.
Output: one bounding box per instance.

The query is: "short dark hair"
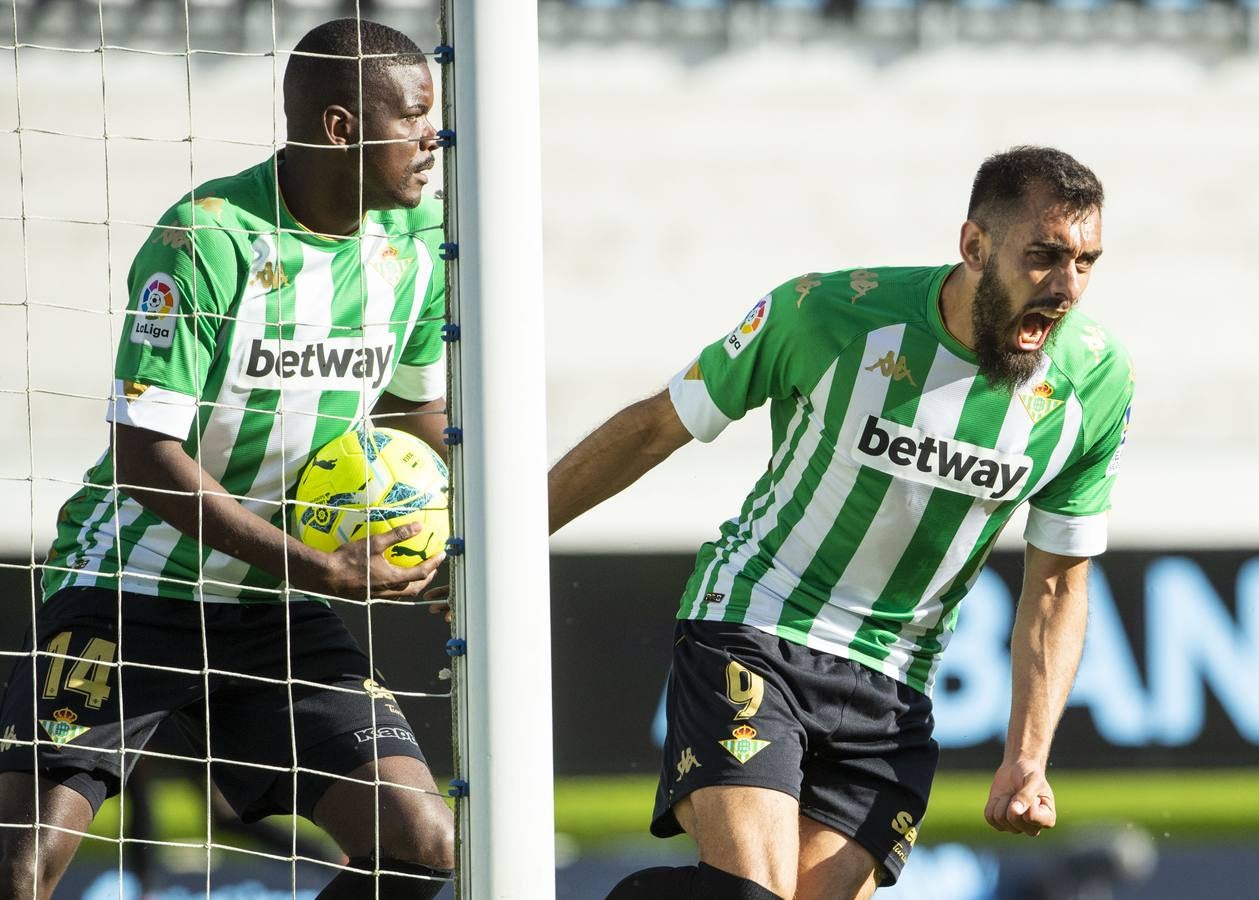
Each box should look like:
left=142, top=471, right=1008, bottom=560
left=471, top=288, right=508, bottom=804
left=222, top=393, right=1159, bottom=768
left=967, top=146, right=1104, bottom=237
left=284, top=18, right=426, bottom=119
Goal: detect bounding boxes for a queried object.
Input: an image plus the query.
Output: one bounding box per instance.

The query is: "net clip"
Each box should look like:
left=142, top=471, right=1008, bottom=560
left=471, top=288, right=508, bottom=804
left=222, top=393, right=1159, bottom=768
left=442, top=426, right=463, bottom=446
left=448, top=778, right=469, bottom=798
left=445, top=537, right=465, bottom=556
left=439, top=242, right=459, bottom=261
left=436, top=129, right=456, bottom=148
left=434, top=44, right=454, bottom=65
left=441, top=323, right=461, bottom=343
left=446, top=638, right=467, bottom=657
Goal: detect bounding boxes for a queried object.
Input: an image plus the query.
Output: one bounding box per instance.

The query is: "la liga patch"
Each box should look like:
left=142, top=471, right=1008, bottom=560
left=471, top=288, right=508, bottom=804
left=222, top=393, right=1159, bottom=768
left=130, top=272, right=179, bottom=349
left=723, top=294, right=771, bottom=359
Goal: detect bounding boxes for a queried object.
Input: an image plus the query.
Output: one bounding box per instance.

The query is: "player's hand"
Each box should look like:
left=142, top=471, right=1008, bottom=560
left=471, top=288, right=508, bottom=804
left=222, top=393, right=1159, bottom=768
left=314, top=523, right=446, bottom=600
left=423, top=584, right=452, bottom=623
left=984, top=760, right=1056, bottom=837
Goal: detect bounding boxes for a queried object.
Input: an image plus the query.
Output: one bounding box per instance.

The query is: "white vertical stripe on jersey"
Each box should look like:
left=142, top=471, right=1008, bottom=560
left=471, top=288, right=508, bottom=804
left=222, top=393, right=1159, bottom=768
left=199, top=240, right=339, bottom=596
left=395, top=232, right=436, bottom=357
left=697, top=361, right=839, bottom=624
left=811, top=343, right=978, bottom=677
left=735, top=326, right=902, bottom=636
left=1022, top=390, right=1085, bottom=500
left=354, top=222, right=407, bottom=427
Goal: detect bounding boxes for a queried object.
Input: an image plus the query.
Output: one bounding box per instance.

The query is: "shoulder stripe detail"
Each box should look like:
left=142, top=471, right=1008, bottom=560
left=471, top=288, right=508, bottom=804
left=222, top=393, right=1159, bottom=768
left=669, top=357, right=733, bottom=443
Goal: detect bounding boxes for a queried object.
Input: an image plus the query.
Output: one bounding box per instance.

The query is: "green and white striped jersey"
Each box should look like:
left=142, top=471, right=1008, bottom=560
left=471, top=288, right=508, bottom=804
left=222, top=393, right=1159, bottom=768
left=44, top=156, right=446, bottom=603
left=668, top=266, right=1133, bottom=695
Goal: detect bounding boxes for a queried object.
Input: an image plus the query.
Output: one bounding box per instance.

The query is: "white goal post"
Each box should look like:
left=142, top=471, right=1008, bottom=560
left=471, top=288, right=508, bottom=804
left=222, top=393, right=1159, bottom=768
left=441, top=1, right=557, bottom=898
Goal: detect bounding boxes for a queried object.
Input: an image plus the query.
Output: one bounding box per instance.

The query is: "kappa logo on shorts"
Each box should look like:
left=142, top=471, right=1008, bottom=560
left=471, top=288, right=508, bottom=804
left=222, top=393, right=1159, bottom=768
left=675, top=746, right=702, bottom=782
left=354, top=726, right=417, bottom=746
left=39, top=708, right=90, bottom=748
left=719, top=724, right=770, bottom=764
left=0, top=724, right=17, bottom=752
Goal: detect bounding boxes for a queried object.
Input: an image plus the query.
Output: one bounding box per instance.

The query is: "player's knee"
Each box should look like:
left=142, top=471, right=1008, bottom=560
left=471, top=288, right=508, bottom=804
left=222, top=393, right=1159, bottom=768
left=379, top=795, right=455, bottom=871
left=0, top=845, right=50, bottom=900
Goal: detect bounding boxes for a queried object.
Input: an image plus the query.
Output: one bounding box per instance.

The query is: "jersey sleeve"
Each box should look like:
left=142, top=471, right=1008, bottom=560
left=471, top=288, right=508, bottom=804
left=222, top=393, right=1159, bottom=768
left=385, top=217, right=447, bottom=403
left=109, top=202, right=241, bottom=440
left=668, top=280, right=814, bottom=443
left=1025, top=354, right=1134, bottom=557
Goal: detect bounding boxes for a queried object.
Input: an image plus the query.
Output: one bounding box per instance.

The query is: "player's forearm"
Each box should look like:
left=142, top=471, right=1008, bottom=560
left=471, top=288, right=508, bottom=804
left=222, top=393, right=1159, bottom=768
left=112, top=426, right=328, bottom=588
left=1004, top=551, right=1090, bottom=768
left=548, top=391, right=692, bottom=535
left=371, top=393, right=449, bottom=461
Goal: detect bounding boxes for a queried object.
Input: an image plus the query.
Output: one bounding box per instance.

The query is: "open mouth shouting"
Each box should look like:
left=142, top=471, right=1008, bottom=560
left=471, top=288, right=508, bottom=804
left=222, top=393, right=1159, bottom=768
left=1015, top=303, right=1071, bottom=352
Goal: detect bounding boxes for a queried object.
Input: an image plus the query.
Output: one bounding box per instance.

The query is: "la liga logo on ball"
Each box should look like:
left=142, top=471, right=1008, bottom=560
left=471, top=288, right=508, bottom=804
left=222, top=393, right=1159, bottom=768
left=140, top=276, right=177, bottom=318
left=292, top=426, right=450, bottom=567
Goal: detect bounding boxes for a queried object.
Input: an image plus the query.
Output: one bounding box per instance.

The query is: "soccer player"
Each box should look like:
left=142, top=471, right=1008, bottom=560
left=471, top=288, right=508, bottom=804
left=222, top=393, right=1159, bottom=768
left=0, top=19, right=455, bottom=900
left=549, top=147, right=1133, bottom=900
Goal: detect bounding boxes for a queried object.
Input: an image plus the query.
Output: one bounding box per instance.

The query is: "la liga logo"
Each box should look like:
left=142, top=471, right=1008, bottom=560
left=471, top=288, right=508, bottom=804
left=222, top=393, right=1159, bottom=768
left=740, top=296, right=770, bottom=336
left=140, top=276, right=176, bottom=318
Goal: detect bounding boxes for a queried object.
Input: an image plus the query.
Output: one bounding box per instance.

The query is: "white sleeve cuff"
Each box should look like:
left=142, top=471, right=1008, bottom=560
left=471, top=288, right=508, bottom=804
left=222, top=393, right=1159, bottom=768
left=668, top=357, right=733, bottom=443
left=106, top=379, right=198, bottom=440
left=385, top=349, right=447, bottom=403
left=1024, top=507, right=1109, bottom=557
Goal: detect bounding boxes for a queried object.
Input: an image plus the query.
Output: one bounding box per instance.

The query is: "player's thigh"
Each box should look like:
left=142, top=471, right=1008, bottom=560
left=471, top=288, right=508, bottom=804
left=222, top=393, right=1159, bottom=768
left=674, top=784, right=801, bottom=898
left=0, top=772, right=94, bottom=896
left=312, top=754, right=453, bottom=867
left=795, top=815, right=879, bottom=900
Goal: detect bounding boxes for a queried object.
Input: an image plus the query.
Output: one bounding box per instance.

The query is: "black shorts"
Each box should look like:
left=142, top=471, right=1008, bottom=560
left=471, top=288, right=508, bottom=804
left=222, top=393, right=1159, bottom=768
left=0, top=587, right=427, bottom=822
left=652, top=619, right=939, bottom=885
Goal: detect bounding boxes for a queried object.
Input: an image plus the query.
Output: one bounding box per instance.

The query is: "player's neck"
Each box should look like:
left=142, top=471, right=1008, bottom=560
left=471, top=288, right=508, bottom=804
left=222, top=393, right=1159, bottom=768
left=277, top=151, right=362, bottom=238
left=938, top=264, right=977, bottom=350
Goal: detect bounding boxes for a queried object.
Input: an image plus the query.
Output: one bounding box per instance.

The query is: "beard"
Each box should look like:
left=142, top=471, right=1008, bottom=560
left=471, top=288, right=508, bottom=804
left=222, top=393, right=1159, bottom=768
left=971, top=258, right=1053, bottom=393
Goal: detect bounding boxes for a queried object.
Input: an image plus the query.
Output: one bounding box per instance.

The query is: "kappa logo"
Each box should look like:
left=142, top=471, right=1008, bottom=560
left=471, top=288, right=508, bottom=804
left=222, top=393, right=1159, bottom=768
left=675, top=747, right=702, bottom=781
left=1080, top=324, right=1107, bottom=364
left=353, top=725, right=417, bottom=746
left=849, top=269, right=878, bottom=302
left=853, top=415, right=1031, bottom=501
left=239, top=337, right=396, bottom=391
left=719, top=725, right=771, bottom=764
left=129, top=273, right=179, bottom=350
left=724, top=295, right=771, bottom=359
left=1019, top=381, right=1064, bottom=425
left=0, top=724, right=17, bottom=752
left=866, top=350, right=917, bottom=386
left=794, top=273, right=822, bottom=308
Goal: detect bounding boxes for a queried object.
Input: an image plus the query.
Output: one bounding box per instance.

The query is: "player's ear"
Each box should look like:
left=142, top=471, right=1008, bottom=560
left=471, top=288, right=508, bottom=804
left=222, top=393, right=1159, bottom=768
left=959, top=220, right=989, bottom=273
left=322, top=105, right=357, bottom=148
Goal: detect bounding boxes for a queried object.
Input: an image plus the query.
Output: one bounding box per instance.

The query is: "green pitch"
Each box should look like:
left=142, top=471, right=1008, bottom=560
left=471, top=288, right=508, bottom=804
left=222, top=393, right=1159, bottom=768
left=82, top=769, right=1259, bottom=855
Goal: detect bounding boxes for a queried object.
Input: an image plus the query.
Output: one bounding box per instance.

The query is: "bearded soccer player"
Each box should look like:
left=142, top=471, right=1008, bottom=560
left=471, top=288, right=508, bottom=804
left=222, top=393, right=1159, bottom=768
left=0, top=19, right=456, bottom=899
left=549, top=147, right=1133, bottom=900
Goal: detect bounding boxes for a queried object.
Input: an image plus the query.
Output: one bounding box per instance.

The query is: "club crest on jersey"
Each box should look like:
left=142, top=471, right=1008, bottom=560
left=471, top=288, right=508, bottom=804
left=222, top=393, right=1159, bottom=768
left=1019, top=381, right=1064, bottom=424
left=853, top=415, right=1032, bottom=501
left=39, top=708, right=90, bottom=748
left=719, top=725, right=770, bottom=764
left=724, top=295, right=771, bottom=359
left=129, top=273, right=179, bottom=349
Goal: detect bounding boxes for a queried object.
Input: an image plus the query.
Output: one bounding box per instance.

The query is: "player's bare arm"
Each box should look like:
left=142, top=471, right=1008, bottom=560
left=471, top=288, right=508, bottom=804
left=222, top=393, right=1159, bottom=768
left=371, top=392, right=449, bottom=461
left=548, top=388, right=693, bottom=534
left=112, top=422, right=441, bottom=600
left=985, top=544, right=1089, bottom=837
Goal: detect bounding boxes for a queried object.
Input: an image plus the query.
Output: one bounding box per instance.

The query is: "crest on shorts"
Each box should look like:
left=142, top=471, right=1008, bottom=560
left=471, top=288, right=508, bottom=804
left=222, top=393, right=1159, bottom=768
left=40, top=708, right=90, bottom=747
left=719, top=724, right=770, bottom=764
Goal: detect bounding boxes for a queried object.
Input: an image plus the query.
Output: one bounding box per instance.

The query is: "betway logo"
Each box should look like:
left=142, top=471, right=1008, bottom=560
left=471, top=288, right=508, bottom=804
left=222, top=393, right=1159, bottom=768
left=238, top=337, right=396, bottom=391
left=853, top=415, right=1031, bottom=501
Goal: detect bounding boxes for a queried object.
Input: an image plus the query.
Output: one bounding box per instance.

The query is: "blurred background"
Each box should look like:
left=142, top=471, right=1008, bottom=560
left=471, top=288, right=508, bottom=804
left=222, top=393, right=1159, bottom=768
left=1, top=0, right=1257, bottom=898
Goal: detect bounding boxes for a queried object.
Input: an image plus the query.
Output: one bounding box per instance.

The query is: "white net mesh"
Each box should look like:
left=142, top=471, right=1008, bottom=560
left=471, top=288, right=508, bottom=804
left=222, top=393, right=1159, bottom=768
left=0, top=2, right=459, bottom=896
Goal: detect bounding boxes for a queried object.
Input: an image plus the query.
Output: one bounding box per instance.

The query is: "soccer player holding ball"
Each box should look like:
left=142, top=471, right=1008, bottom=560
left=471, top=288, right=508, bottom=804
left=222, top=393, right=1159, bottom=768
left=550, top=147, right=1133, bottom=900
left=0, top=20, right=454, bottom=899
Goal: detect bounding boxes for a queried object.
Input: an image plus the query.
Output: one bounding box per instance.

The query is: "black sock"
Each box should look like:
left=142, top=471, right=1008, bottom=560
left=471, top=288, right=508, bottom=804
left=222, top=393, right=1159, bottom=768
left=605, top=862, right=783, bottom=900
left=317, top=859, right=453, bottom=900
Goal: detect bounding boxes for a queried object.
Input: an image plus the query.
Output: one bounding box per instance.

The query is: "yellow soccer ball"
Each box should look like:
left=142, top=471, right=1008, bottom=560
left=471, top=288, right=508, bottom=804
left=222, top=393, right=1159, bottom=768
left=292, top=427, right=449, bottom=567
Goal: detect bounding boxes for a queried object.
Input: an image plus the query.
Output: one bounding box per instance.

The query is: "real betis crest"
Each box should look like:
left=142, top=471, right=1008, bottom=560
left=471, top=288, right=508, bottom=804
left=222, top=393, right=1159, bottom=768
left=1019, top=381, right=1064, bottom=425
left=719, top=724, right=771, bottom=764
left=39, top=707, right=90, bottom=748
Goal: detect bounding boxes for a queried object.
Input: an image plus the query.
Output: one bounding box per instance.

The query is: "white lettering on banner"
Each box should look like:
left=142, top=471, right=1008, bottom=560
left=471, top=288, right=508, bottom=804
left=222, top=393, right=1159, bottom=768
left=934, top=558, right=1259, bottom=749
left=237, top=337, right=397, bottom=391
